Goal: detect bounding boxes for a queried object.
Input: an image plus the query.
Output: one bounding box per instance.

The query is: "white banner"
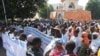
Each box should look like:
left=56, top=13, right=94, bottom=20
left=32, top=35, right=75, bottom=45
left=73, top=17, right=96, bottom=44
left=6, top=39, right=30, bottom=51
left=2, top=32, right=26, bottom=56
left=24, top=27, right=51, bottom=49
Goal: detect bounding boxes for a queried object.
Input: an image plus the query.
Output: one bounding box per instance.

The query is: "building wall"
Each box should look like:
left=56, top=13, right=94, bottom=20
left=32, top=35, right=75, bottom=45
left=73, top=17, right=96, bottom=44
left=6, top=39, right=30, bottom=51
left=50, top=10, right=92, bottom=21
left=50, top=0, right=91, bottom=21
left=63, top=0, right=79, bottom=11
left=64, top=10, right=92, bottom=21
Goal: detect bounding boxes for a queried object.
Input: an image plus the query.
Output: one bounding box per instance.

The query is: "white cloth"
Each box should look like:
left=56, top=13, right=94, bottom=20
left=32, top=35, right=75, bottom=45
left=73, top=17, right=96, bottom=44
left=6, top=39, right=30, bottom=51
left=61, top=34, right=68, bottom=45
left=70, top=36, right=81, bottom=54
left=76, top=26, right=82, bottom=38
left=16, top=25, right=21, bottom=31
left=2, top=31, right=27, bottom=56
left=7, top=39, right=27, bottom=56
left=89, top=39, right=100, bottom=53
left=2, top=32, right=9, bottom=49
left=43, top=38, right=61, bottom=56
left=2, top=32, right=15, bottom=56
left=9, top=33, right=14, bottom=39
left=16, top=40, right=27, bottom=56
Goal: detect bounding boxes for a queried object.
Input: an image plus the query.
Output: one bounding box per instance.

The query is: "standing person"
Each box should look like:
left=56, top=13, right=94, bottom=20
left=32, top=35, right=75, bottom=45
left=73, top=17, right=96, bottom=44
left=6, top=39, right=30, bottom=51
left=78, top=32, right=90, bottom=56
left=0, top=27, right=3, bottom=47
left=81, top=32, right=89, bottom=48
left=43, top=25, right=62, bottom=56
left=27, top=34, right=38, bottom=52
left=89, top=33, right=100, bottom=56
left=67, top=28, right=72, bottom=41
left=67, top=23, right=76, bottom=41
left=14, top=33, right=27, bottom=56
left=8, top=27, right=15, bottom=39
left=70, top=28, right=81, bottom=54
left=27, top=37, right=43, bottom=56
left=19, top=33, right=27, bottom=41
left=0, top=26, right=7, bottom=56
left=64, top=41, right=77, bottom=56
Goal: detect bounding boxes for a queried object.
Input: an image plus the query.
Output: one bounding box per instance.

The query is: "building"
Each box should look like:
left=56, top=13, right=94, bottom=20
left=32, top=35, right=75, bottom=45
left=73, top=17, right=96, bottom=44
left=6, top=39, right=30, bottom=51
left=50, top=0, right=91, bottom=22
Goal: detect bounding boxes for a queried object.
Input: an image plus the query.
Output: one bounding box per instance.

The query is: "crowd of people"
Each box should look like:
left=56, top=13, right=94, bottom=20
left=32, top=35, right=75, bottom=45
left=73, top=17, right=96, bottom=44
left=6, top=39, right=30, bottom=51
left=0, top=19, right=100, bottom=56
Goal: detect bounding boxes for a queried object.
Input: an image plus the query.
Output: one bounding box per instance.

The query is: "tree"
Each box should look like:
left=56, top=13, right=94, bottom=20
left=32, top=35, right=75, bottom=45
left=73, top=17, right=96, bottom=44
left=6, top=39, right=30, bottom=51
left=86, top=0, right=100, bottom=19
left=0, top=0, right=47, bottom=20
left=39, top=4, right=54, bottom=19
left=0, top=0, right=5, bottom=20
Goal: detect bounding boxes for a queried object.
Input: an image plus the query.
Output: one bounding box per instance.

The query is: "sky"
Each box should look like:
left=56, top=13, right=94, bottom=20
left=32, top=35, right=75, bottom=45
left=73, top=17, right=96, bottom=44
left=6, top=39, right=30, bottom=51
left=48, top=0, right=89, bottom=7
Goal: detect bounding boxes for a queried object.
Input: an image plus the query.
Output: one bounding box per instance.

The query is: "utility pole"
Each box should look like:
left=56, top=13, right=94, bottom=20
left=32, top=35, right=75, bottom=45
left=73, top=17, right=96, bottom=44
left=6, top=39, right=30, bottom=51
left=47, top=7, right=48, bottom=19
left=2, top=0, right=7, bottom=26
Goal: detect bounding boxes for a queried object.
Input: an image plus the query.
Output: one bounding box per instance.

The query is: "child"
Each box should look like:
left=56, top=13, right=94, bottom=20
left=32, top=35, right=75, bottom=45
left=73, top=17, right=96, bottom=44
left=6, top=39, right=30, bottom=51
left=64, top=41, right=76, bottom=56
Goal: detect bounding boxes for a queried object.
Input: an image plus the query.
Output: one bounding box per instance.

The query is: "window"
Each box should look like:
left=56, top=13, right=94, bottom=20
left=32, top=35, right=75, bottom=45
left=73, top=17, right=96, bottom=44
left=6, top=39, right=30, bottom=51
left=68, top=2, right=75, bottom=9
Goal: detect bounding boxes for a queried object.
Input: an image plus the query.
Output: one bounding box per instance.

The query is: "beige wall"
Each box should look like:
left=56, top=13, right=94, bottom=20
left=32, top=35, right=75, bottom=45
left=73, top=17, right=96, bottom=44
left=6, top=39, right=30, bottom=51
left=63, top=0, right=79, bottom=11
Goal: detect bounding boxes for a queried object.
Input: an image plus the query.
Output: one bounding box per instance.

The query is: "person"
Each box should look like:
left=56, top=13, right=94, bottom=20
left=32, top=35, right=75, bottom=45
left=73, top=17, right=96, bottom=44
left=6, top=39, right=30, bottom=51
left=81, top=32, right=89, bottom=48
left=13, top=31, right=19, bottom=39
left=27, top=34, right=36, bottom=45
left=43, top=25, right=62, bottom=56
left=97, top=48, right=100, bottom=56
left=27, top=37, right=43, bottom=56
left=27, top=34, right=38, bottom=50
left=17, top=29, right=24, bottom=36
left=8, top=27, right=15, bottom=39
left=78, top=33, right=91, bottom=56
left=64, top=41, right=76, bottom=56
left=67, top=23, right=76, bottom=38
left=49, top=40, right=65, bottom=56
left=0, top=26, right=7, bottom=56
left=67, top=28, right=72, bottom=41
left=89, top=32, right=100, bottom=56
left=0, top=27, right=3, bottom=47
left=19, top=33, right=27, bottom=41
left=70, top=28, right=81, bottom=54
left=15, top=33, right=27, bottom=56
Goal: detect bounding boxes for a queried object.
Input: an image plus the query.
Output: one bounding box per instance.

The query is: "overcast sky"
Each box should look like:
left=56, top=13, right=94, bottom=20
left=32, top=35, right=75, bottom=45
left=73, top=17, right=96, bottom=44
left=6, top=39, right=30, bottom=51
left=48, top=0, right=89, bottom=7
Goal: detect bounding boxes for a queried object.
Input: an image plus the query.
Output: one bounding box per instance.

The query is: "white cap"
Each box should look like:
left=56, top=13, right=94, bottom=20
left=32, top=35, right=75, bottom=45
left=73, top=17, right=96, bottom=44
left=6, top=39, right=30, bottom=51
left=27, top=34, right=38, bottom=42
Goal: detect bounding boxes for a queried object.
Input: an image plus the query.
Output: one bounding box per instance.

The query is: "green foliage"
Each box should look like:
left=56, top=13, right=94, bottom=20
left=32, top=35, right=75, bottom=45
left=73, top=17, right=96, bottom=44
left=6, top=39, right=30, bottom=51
left=86, top=0, right=100, bottom=19
left=0, top=0, right=5, bottom=20
left=39, top=4, right=54, bottom=19
left=0, top=0, right=47, bottom=20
